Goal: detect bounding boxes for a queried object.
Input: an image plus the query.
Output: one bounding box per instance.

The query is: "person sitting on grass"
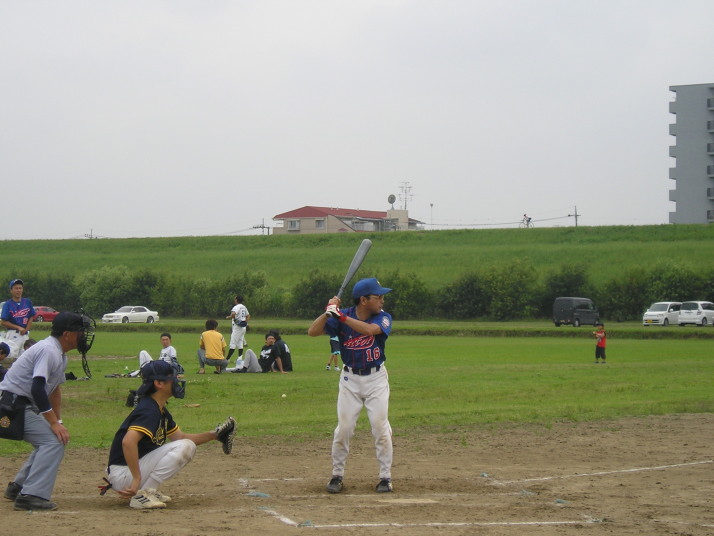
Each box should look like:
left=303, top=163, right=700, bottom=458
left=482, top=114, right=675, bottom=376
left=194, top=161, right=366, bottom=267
left=197, top=319, right=227, bottom=374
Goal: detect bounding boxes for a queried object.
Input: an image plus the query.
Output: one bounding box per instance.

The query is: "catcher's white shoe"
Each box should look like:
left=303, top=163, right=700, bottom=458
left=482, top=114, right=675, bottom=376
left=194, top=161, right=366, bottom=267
left=146, top=488, right=172, bottom=503
left=130, top=490, right=166, bottom=509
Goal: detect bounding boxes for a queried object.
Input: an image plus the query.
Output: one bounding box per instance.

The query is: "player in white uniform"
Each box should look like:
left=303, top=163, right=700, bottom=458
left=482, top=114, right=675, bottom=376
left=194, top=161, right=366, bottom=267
left=308, top=277, right=394, bottom=494
left=226, top=295, right=250, bottom=361
left=137, top=333, right=183, bottom=375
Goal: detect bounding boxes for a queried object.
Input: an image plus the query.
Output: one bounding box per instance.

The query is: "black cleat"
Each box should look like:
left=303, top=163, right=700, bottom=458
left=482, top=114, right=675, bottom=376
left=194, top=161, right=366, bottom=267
left=326, top=476, right=343, bottom=494
left=4, top=482, right=21, bottom=501
left=376, top=479, right=393, bottom=493
left=14, top=494, right=58, bottom=511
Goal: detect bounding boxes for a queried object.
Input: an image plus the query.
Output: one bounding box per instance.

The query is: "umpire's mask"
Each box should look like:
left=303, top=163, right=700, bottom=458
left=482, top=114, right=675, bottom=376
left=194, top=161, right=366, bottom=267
left=77, top=313, right=96, bottom=355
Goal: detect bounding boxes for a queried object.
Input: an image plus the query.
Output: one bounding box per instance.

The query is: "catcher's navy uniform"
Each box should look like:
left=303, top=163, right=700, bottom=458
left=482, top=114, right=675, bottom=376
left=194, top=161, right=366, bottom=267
left=108, top=397, right=178, bottom=466
left=106, top=395, right=196, bottom=495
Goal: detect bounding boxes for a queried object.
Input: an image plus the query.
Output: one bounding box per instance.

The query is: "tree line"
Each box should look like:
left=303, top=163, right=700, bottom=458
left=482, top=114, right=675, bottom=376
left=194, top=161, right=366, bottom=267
left=3, top=261, right=713, bottom=322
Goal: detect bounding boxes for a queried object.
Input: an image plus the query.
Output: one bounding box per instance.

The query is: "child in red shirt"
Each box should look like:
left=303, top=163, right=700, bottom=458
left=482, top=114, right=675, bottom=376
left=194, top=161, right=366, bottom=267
left=592, top=323, right=606, bottom=364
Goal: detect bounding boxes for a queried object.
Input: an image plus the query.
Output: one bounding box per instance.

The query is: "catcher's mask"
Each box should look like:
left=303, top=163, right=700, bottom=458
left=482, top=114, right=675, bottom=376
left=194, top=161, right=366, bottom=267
left=138, top=360, right=185, bottom=399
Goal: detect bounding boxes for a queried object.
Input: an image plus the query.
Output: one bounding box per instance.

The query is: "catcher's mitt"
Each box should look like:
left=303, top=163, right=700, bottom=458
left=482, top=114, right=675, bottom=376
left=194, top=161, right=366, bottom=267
left=215, top=416, right=236, bottom=454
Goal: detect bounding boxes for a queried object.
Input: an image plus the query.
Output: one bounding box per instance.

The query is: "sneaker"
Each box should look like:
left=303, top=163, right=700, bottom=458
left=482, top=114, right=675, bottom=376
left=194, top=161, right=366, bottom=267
left=334, top=366, right=341, bottom=371
left=14, top=494, right=58, bottom=511
left=376, top=479, right=393, bottom=493
left=146, top=488, right=172, bottom=503
left=326, top=476, right=343, bottom=494
left=130, top=489, right=166, bottom=509
left=326, top=365, right=331, bottom=370
left=4, top=482, right=21, bottom=501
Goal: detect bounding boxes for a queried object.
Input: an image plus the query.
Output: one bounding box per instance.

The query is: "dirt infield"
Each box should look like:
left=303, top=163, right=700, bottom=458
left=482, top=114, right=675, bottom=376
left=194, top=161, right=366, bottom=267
left=3, top=414, right=714, bottom=535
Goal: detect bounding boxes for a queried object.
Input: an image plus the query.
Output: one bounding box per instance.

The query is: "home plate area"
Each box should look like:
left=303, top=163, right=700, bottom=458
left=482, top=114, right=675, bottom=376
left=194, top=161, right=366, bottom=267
left=227, top=417, right=714, bottom=535
left=5, top=415, right=714, bottom=536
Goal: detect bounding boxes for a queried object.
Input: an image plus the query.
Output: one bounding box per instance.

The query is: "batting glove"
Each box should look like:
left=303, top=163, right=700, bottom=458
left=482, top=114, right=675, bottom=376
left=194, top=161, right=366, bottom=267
left=325, top=304, right=347, bottom=322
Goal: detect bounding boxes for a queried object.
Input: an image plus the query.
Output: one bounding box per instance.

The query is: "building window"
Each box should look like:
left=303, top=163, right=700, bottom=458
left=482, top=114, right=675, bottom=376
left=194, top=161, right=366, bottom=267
left=288, top=220, right=300, bottom=231
left=316, top=219, right=325, bottom=229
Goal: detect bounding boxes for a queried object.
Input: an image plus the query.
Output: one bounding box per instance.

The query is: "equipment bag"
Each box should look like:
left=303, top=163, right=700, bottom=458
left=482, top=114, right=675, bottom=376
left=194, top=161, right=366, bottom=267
left=0, top=391, right=28, bottom=441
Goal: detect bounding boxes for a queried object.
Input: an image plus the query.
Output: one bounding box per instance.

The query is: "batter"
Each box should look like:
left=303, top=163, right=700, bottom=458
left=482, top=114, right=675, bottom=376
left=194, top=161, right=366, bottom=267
left=308, top=277, right=394, bottom=494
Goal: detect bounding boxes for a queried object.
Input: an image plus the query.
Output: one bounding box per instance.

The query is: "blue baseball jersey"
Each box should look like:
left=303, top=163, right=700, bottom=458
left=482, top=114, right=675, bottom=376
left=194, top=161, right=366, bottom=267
left=1, top=298, right=36, bottom=329
left=326, top=306, right=392, bottom=369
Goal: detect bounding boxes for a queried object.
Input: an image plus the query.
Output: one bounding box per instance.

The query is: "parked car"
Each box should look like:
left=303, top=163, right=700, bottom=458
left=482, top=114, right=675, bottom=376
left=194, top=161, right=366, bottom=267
left=33, top=306, right=61, bottom=323
left=642, top=301, right=681, bottom=326
left=553, top=297, right=599, bottom=327
left=102, top=306, right=159, bottom=324
left=678, top=301, right=714, bottom=326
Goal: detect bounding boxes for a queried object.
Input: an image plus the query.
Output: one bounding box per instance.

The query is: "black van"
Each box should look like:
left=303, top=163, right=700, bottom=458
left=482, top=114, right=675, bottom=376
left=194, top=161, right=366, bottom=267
left=553, top=297, right=599, bottom=327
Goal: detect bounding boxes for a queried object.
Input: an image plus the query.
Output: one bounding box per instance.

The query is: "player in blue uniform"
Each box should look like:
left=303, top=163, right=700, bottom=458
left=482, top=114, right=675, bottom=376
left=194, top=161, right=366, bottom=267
left=1, top=279, right=36, bottom=357
left=308, top=277, right=394, bottom=494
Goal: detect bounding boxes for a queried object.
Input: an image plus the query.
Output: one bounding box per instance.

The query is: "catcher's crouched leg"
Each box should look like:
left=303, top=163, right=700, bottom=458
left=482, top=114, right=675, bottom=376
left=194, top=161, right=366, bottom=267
left=141, top=440, right=197, bottom=490
left=106, top=440, right=197, bottom=493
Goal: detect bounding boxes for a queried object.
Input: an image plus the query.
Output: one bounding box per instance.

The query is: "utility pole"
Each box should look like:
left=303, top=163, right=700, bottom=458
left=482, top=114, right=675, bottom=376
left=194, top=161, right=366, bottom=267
left=398, top=181, right=413, bottom=211
left=568, top=206, right=581, bottom=227
left=252, top=219, right=270, bottom=235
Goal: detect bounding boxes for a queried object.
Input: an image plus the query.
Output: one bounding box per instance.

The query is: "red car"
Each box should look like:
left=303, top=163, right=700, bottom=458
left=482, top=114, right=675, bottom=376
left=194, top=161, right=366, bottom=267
left=33, top=306, right=61, bottom=322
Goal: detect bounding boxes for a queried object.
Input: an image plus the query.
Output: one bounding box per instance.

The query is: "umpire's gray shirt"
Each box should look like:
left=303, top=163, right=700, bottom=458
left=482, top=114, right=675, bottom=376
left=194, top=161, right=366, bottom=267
left=0, top=336, right=66, bottom=402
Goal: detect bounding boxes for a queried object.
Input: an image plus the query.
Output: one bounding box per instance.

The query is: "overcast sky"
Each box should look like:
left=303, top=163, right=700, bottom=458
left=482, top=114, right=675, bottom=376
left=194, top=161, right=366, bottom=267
left=2, top=0, right=713, bottom=240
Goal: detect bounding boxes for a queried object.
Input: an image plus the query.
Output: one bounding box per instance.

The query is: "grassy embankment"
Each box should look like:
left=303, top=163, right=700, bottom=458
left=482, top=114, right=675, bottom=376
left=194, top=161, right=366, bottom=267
left=3, top=224, right=714, bottom=289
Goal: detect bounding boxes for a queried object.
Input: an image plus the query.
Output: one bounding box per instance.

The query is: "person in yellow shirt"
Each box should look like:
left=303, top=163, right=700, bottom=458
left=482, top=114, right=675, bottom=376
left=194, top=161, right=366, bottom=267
left=197, top=319, right=227, bottom=374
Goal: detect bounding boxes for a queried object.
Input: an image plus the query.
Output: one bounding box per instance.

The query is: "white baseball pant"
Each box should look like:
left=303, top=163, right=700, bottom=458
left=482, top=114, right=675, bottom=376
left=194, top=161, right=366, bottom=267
left=107, top=439, right=196, bottom=492
left=331, top=366, right=392, bottom=480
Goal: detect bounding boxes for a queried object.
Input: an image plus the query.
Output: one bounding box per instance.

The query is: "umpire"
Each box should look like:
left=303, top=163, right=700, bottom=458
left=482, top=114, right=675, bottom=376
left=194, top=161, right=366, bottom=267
left=1, top=312, right=94, bottom=511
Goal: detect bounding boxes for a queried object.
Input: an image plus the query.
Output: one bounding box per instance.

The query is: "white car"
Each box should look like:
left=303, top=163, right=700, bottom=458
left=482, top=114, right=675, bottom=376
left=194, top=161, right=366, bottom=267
left=678, top=301, right=714, bottom=326
left=642, top=302, right=682, bottom=326
left=102, top=306, right=159, bottom=324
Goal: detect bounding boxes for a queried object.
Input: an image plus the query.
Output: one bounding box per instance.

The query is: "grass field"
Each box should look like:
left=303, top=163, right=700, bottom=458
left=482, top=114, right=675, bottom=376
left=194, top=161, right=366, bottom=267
left=2, top=332, right=712, bottom=457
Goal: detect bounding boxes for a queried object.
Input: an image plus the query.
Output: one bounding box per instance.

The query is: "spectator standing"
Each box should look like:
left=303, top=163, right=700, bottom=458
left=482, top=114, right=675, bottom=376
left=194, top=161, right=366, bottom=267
left=225, top=295, right=250, bottom=361
left=1, top=279, right=36, bottom=357
left=593, top=323, right=607, bottom=364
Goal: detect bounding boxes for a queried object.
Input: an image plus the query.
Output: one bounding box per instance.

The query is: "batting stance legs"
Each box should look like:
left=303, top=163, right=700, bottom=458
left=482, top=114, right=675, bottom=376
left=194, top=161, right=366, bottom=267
left=107, top=439, right=196, bottom=491
left=332, top=367, right=392, bottom=481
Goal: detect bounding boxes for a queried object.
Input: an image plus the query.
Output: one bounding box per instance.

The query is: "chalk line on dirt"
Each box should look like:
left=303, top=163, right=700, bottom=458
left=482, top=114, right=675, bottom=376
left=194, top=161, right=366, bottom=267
left=493, top=459, right=713, bottom=485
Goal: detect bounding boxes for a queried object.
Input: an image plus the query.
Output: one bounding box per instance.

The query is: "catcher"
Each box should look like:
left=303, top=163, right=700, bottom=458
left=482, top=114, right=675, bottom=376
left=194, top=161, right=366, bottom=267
left=102, top=360, right=235, bottom=509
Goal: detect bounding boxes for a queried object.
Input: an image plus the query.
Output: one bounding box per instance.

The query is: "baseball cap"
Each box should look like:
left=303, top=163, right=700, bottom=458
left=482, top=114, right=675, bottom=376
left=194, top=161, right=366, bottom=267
left=9, top=279, right=23, bottom=288
left=352, top=278, right=392, bottom=299
left=0, top=342, right=10, bottom=357
left=52, top=312, right=87, bottom=333
left=141, top=360, right=174, bottom=382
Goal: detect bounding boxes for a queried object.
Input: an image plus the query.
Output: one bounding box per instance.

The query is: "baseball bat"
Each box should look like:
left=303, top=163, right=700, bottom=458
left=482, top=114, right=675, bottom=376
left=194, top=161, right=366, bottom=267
left=336, top=239, right=372, bottom=299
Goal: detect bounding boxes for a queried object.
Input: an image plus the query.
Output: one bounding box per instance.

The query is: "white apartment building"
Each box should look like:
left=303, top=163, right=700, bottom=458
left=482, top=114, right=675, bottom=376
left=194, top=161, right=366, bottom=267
left=668, top=83, right=714, bottom=223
